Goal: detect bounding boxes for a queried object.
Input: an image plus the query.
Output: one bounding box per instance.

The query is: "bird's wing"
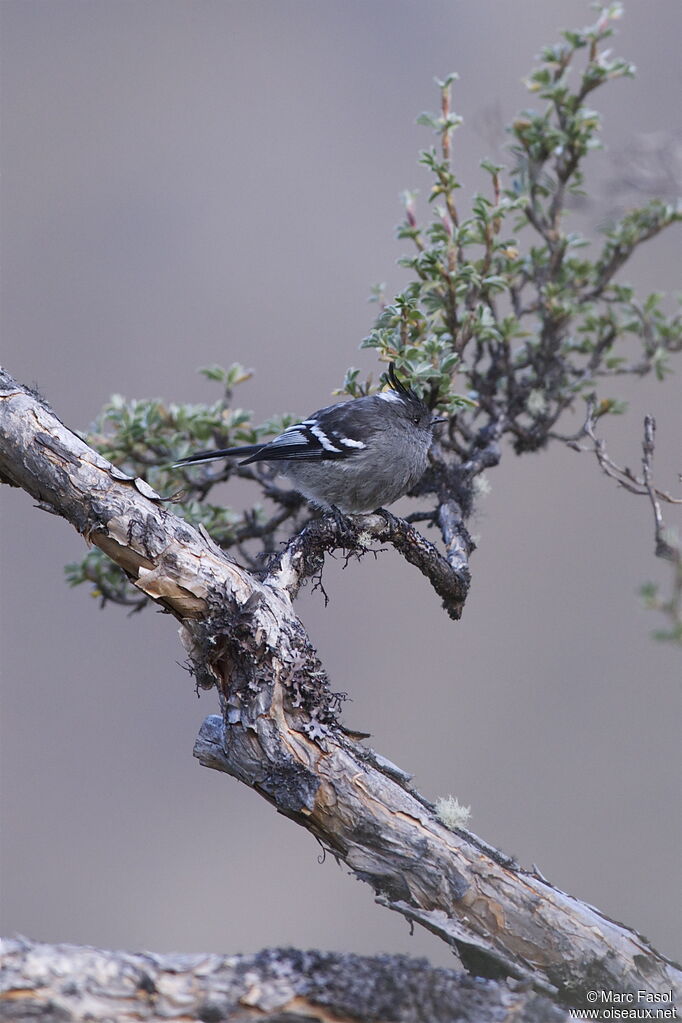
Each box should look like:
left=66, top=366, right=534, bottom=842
left=240, top=403, right=371, bottom=464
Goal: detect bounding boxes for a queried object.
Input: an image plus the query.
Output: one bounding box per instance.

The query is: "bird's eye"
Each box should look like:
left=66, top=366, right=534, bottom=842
left=413, top=414, right=421, bottom=425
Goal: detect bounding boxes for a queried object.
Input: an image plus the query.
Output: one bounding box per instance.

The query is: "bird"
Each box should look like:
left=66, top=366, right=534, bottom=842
left=174, top=363, right=440, bottom=515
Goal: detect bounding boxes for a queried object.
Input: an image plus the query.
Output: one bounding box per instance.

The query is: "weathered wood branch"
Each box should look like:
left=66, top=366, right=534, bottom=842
left=265, top=508, right=470, bottom=619
left=1, top=367, right=680, bottom=1011
left=0, top=938, right=570, bottom=1022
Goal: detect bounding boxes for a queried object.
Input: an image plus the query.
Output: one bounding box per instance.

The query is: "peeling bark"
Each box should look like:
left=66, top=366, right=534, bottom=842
left=0, top=939, right=570, bottom=1022
left=1, top=367, right=680, bottom=1012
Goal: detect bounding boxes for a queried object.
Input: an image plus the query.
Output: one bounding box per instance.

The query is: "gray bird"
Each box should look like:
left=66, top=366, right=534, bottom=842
left=174, top=363, right=440, bottom=514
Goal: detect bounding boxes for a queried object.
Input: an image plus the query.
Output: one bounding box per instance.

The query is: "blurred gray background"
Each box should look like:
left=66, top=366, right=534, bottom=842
left=1, top=0, right=680, bottom=968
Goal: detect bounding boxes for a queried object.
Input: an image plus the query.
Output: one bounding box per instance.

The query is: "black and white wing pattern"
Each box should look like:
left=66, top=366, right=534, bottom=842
left=240, top=401, right=371, bottom=464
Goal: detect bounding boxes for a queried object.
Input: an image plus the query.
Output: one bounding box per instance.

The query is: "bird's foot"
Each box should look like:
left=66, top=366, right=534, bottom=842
left=327, top=505, right=359, bottom=548
left=372, top=506, right=399, bottom=530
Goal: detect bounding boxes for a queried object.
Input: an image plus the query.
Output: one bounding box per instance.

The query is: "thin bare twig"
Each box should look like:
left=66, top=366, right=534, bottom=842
left=557, top=400, right=682, bottom=505
left=556, top=404, right=682, bottom=642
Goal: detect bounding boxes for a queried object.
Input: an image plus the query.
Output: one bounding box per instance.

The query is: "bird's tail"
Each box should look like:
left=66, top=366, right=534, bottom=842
left=173, top=445, right=263, bottom=468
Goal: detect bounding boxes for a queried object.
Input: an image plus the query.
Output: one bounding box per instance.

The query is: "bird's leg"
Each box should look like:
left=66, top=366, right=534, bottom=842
left=327, top=505, right=359, bottom=548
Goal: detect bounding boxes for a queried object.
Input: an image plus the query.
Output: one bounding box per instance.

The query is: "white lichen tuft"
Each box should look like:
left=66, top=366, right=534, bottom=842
left=435, top=794, right=471, bottom=830
left=661, top=525, right=680, bottom=548
left=526, top=389, right=548, bottom=417
left=473, top=472, right=491, bottom=498
left=356, top=530, right=374, bottom=548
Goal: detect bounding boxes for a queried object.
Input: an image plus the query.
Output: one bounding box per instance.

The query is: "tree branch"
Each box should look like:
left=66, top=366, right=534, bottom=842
left=265, top=509, right=470, bottom=620
left=0, top=938, right=571, bottom=1022
left=1, top=367, right=680, bottom=1010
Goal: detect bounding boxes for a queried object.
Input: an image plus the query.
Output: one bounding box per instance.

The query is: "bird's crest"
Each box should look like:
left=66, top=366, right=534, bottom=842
left=386, top=362, right=421, bottom=405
